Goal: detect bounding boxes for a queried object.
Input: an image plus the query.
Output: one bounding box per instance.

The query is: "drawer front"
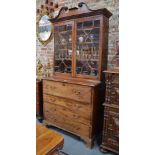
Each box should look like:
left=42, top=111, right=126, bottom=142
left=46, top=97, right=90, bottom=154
left=44, top=102, right=91, bottom=125
left=44, top=105, right=91, bottom=138
left=43, top=94, right=91, bottom=122
left=43, top=80, right=91, bottom=103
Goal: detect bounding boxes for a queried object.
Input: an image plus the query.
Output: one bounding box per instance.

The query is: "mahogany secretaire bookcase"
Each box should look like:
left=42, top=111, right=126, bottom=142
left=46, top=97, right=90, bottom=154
left=42, top=2, right=112, bottom=148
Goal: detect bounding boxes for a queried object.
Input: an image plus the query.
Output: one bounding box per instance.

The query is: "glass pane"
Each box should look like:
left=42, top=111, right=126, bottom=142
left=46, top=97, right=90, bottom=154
left=54, top=23, right=72, bottom=73
left=38, top=15, right=52, bottom=41
left=76, top=20, right=100, bottom=76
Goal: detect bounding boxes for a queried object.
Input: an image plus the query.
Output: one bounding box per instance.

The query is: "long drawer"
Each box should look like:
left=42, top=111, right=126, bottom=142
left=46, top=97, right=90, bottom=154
left=44, top=102, right=91, bottom=125
left=44, top=107, right=91, bottom=138
left=43, top=80, right=91, bottom=103
left=43, top=94, right=91, bottom=120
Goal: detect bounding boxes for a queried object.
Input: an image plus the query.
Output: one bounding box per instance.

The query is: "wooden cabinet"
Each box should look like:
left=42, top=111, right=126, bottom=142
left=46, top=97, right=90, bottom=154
left=100, top=71, right=119, bottom=154
left=43, top=2, right=112, bottom=148
left=43, top=77, right=103, bottom=148
left=36, top=79, right=43, bottom=117
left=50, top=2, right=112, bottom=81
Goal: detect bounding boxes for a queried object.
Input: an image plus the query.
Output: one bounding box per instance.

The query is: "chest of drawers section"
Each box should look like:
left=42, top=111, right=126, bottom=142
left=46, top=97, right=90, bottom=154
left=100, top=71, right=119, bottom=154
left=42, top=78, right=101, bottom=148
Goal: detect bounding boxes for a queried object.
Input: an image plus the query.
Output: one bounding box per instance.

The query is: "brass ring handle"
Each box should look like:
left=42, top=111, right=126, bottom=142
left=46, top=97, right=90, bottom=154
left=72, top=89, right=81, bottom=96
left=76, top=91, right=80, bottom=95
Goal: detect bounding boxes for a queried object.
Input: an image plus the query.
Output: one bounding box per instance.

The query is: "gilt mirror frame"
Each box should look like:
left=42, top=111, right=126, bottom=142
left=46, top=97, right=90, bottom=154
left=36, top=13, right=53, bottom=46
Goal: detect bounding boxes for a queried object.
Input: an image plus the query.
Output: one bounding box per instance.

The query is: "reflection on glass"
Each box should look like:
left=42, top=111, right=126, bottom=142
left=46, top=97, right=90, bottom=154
left=38, top=15, right=52, bottom=41
left=76, top=20, right=100, bottom=76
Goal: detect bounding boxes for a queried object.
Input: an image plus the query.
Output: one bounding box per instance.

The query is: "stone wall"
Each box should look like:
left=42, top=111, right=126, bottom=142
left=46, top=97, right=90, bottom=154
left=36, top=0, right=119, bottom=76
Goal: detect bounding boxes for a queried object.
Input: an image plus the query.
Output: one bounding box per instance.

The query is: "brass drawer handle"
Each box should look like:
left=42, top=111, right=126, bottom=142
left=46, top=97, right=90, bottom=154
left=72, top=89, right=81, bottom=96
left=76, top=91, right=80, bottom=95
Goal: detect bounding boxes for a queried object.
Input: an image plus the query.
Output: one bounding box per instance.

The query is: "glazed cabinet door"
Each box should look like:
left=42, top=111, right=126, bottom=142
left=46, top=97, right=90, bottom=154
left=75, top=16, right=102, bottom=79
left=54, top=21, right=74, bottom=75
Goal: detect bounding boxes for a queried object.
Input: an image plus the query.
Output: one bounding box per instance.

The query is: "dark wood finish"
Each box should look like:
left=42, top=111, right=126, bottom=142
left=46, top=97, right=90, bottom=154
left=36, top=79, right=43, bottom=117
left=36, top=124, right=64, bottom=155
left=43, top=2, right=112, bottom=148
left=100, top=70, right=119, bottom=154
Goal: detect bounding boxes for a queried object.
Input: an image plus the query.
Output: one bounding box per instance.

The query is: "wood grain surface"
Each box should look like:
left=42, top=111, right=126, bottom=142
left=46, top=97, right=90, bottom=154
left=36, top=124, right=64, bottom=155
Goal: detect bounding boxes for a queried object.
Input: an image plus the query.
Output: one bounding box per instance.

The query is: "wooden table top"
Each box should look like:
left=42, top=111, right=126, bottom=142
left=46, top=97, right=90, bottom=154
left=36, top=124, right=64, bottom=155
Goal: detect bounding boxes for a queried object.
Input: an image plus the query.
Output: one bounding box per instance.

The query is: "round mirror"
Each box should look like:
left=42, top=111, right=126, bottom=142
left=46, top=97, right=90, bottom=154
left=38, top=15, right=53, bottom=43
